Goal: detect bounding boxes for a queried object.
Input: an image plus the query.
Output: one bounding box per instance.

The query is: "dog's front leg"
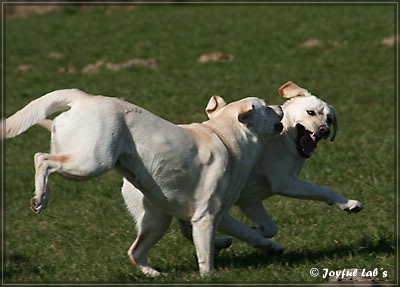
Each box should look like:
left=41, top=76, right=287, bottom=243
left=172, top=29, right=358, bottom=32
left=239, top=202, right=279, bottom=238
left=191, top=213, right=217, bottom=276
left=218, top=213, right=284, bottom=256
left=274, top=178, right=363, bottom=212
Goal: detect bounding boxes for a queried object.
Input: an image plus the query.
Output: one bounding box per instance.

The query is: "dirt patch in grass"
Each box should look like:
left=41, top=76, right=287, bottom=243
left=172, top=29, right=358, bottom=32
left=198, top=52, right=235, bottom=63
left=380, top=34, right=399, bottom=47
left=5, top=4, right=137, bottom=19
left=299, top=38, right=347, bottom=53
left=59, top=58, right=158, bottom=74
left=5, top=5, right=61, bottom=19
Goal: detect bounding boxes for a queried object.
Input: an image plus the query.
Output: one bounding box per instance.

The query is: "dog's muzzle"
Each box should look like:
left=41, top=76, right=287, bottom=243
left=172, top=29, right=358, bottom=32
left=318, top=124, right=330, bottom=138
left=296, top=124, right=330, bottom=158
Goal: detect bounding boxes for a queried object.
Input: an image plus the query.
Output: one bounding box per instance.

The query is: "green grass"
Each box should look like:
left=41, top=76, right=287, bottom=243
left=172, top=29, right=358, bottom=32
left=3, top=4, right=397, bottom=284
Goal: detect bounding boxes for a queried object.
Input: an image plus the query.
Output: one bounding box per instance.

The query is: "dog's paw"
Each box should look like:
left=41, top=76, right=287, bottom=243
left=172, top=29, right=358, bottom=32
left=261, top=241, right=284, bottom=256
left=200, top=268, right=217, bottom=277
left=340, top=199, right=363, bottom=213
left=140, top=266, right=165, bottom=277
left=30, top=196, right=46, bottom=214
left=215, top=237, right=232, bottom=251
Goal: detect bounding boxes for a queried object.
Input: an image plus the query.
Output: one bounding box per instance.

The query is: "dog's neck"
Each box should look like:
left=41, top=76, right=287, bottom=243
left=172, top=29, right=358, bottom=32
left=278, top=106, right=302, bottom=160
left=282, top=127, right=298, bottom=154
left=203, top=119, right=261, bottom=165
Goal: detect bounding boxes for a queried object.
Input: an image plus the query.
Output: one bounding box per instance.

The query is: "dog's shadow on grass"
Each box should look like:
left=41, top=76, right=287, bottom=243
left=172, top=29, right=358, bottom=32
left=216, top=236, right=395, bottom=269
left=116, top=236, right=395, bottom=281
left=4, top=237, right=394, bottom=282
left=3, top=254, right=43, bottom=282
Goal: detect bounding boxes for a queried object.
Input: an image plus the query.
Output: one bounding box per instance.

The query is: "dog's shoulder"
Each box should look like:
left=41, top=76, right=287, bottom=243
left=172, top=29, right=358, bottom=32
left=180, top=123, right=229, bottom=166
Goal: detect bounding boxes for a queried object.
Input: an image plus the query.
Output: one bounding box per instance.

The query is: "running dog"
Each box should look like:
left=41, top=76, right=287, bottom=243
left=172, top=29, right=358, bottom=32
left=2, top=89, right=283, bottom=276
left=121, top=82, right=363, bottom=274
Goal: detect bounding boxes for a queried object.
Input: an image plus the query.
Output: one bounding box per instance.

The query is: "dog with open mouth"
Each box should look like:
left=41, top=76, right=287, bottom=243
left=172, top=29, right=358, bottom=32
left=121, top=81, right=363, bottom=272
left=2, top=89, right=284, bottom=276
left=280, top=81, right=337, bottom=158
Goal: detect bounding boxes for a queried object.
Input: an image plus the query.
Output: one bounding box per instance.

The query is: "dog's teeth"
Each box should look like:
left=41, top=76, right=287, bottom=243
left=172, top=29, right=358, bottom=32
left=310, top=133, right=317, bottom=141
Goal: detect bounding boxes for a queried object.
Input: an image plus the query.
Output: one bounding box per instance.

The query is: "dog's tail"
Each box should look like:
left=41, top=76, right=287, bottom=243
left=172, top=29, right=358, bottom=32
left=1, top=89, right=87, bottom=139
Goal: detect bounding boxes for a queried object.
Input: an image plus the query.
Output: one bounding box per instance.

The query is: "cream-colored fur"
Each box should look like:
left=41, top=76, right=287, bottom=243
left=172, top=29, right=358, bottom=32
left=2, top=89, right=283, bottom=276
left=121, top=82, right=363, bottom=270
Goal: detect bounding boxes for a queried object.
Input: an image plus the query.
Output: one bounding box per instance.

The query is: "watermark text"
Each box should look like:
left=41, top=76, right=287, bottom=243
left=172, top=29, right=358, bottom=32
left=309, top=267, right=388, bottom=279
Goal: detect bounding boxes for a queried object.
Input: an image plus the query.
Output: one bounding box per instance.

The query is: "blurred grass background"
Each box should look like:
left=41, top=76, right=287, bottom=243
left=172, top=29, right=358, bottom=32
left=3, top=3, right=397, bottom=284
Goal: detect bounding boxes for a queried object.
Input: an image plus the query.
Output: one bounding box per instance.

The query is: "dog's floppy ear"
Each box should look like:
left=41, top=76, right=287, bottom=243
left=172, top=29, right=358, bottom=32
left=278, top=81, right=308, bottom=98
left=238, top=104, right=255, bottom=127
left=205, top=95, right=226, bottom=118
left=328, top=105, right=338, bottom=142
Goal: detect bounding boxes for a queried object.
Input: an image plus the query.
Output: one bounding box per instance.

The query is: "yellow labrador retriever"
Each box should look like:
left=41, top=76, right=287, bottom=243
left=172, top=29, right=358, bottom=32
left=1, top=89, right=283, bottom=276
left=121, top=82, right=363, bottom=273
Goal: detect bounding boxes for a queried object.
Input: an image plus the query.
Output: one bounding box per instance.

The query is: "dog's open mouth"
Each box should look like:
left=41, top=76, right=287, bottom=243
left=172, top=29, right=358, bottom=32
left=296, top=124, right=321, bottom=158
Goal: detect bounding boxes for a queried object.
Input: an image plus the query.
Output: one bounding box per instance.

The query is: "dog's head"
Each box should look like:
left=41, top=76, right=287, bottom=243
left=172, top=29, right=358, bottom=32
left=206, top=96, right=283, bottom=137
left=278, top=81, right=338, bottom=158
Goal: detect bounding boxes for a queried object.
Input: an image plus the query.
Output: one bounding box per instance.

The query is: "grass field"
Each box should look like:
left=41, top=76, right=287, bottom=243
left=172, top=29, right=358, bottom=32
left=3, top=3, right=397, bottom=284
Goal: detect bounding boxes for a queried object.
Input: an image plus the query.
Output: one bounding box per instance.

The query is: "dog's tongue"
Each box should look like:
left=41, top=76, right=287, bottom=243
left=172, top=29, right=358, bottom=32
left=300, top=133, right=317, bottom=157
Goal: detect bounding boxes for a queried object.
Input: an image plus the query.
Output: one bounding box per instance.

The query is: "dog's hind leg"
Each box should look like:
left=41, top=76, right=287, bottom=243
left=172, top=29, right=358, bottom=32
left=127, top=207, right=172, bottom=277
left=121, top=179, right=172, bottom=277
left=178, top=220, right=232, bottom=253
left=239, top=202, right=279, bottom=238
left=31, top=153, right=67, bottom=213
left=218, top=213, right=284, bottom=256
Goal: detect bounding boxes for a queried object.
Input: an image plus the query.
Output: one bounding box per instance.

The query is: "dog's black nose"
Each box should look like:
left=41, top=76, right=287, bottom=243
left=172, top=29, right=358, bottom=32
left=319, top=125, right=330, bottom=137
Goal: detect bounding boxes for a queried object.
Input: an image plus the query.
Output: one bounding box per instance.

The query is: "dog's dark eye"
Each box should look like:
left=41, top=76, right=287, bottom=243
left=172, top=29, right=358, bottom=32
left=327, top=117, right=333, bottom=124
left=307, top=110, right=316, bottom=116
